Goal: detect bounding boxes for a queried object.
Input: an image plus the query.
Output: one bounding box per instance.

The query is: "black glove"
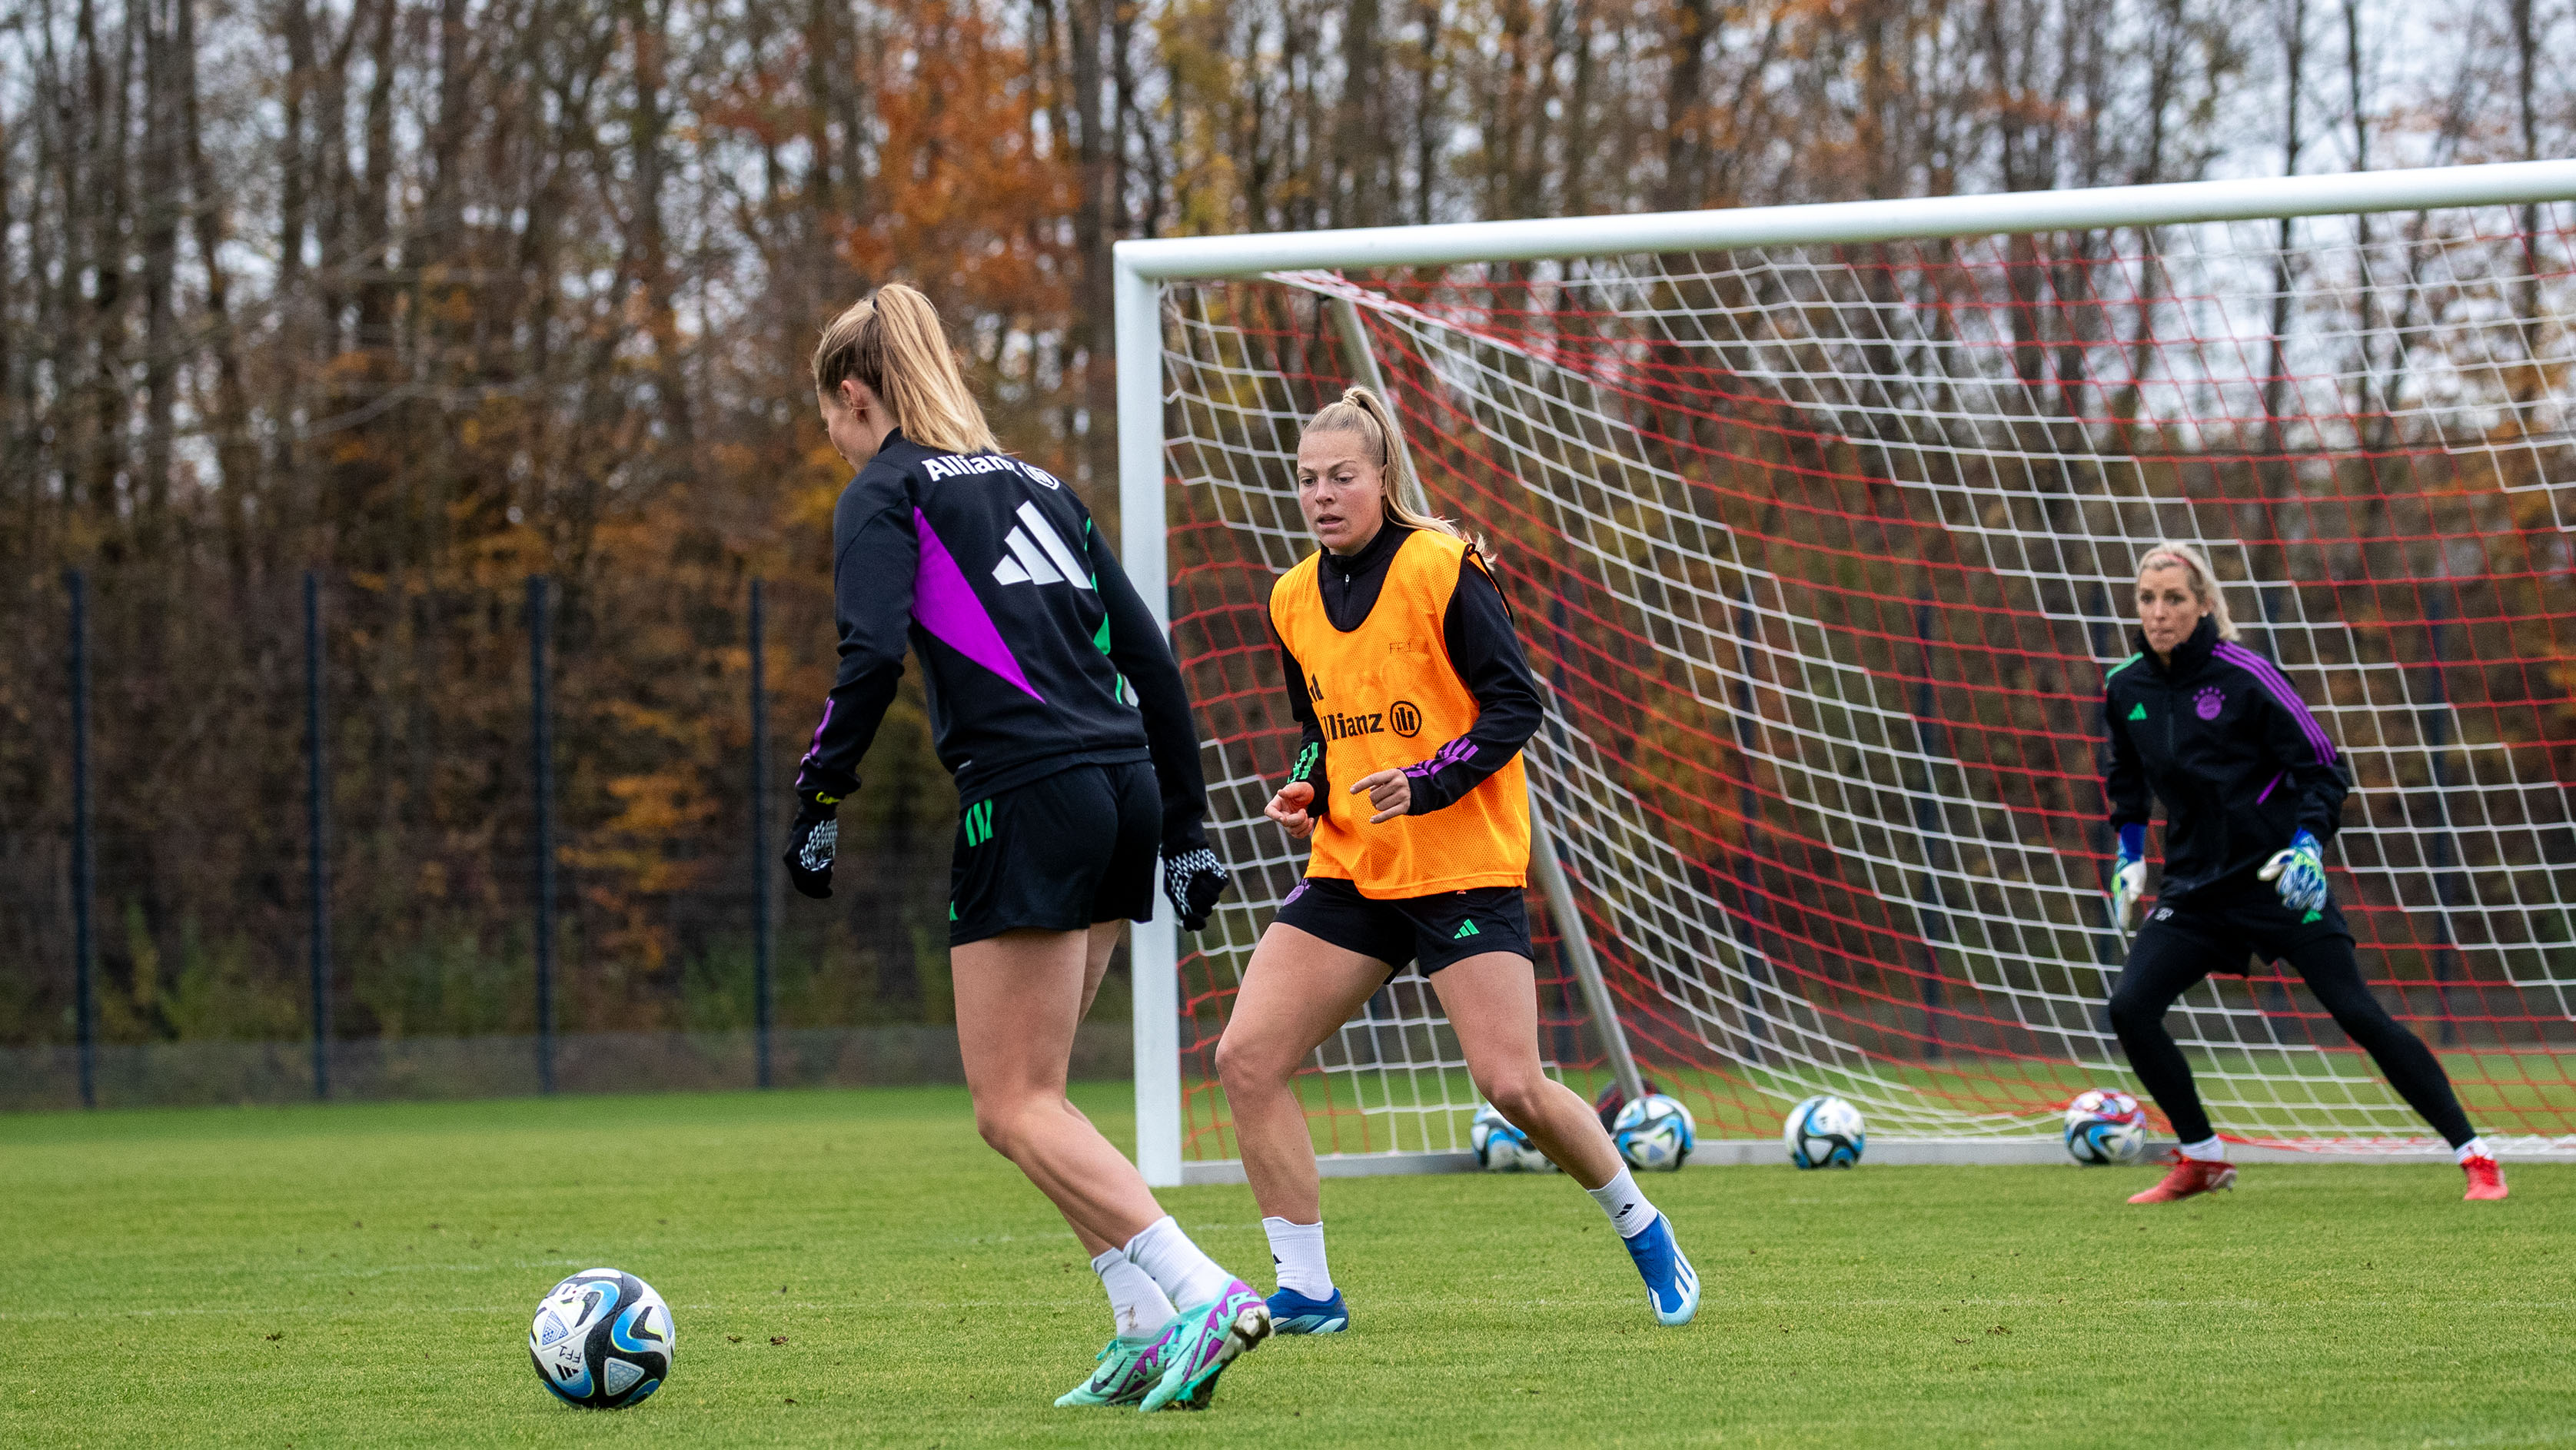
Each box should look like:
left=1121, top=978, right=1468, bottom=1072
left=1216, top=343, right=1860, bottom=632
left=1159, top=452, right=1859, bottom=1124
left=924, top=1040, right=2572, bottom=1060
left=1161, top=843, right=1231, bottom=933
left=784, top=802, right=838, bottom=900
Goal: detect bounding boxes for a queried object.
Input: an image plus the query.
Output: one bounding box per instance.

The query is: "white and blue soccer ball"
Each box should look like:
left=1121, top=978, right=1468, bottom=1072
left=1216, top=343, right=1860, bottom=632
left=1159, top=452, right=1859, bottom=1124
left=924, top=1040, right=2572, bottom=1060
left=528, top=1268, right=674, bottom=1409
left=1611, top=1092, right=1696, bottom=1172
left=1471, top=1100, right=1557, bottom=1172
left=1783, top=1095, right=1866, bottom=1169
left=2062, top=1089, right=2149, bottom=1166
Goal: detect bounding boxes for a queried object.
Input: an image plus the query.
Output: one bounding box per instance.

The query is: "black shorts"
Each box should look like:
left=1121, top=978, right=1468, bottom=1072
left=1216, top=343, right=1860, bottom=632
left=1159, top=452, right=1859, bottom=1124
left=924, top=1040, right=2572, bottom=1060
left=2137, top=873, right=2352, bottom=975
left=949, top=761, right=1158, bottom=946
left=1272, top=876, right=1532, bottom=976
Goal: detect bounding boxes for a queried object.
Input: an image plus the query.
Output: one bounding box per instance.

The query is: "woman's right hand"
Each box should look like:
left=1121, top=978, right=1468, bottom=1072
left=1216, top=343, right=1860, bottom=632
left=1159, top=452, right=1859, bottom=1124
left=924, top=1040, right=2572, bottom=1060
left=1266, top=780, right=1317, bottom=838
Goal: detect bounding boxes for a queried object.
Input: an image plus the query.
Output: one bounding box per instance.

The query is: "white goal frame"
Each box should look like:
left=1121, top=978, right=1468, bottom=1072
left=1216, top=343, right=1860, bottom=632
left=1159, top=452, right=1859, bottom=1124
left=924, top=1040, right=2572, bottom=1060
left=1115, top=160, right=2576, bottom=1187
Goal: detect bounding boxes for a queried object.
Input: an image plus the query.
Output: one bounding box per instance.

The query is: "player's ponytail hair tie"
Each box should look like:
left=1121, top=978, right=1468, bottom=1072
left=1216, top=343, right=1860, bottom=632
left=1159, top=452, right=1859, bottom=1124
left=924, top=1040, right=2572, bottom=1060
left=1302, top=385, right=1494, bottom=558
left=2133, top=540, right=2240, bottom=642
left=812, top=283, right=1000, bottom=456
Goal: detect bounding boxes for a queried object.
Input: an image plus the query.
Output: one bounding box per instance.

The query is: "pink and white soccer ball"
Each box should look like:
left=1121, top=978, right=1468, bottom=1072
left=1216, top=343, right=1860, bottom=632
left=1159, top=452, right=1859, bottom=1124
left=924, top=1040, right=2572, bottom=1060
left=2062, top=1089, right=2148, bottom=1165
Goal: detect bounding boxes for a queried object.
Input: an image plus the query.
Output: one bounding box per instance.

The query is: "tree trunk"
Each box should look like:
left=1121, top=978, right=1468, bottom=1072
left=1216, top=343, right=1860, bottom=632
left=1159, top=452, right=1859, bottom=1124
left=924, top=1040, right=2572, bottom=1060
left=1069, top=0, right=1115, bottom=498
left=1661, top=0, right=1713, bottom=211
left=1337, top=0, right=1384, bottom=226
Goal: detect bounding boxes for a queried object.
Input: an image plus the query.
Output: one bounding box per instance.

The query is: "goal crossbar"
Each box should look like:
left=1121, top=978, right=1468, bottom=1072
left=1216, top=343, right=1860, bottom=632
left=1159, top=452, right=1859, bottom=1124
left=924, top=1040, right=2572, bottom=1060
left=1115, top=160, right=2576, bottom=280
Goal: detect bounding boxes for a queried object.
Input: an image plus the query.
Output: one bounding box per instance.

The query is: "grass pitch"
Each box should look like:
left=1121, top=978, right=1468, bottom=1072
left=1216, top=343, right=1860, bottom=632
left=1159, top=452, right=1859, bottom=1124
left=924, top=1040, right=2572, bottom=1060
left=2, top=1086, right=2568, bottom=1448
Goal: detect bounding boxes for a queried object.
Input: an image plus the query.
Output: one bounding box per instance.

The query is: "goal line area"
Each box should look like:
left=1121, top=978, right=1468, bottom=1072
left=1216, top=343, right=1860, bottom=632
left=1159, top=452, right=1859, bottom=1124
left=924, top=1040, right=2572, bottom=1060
left=1114, top=163, right=2576, bottom=1180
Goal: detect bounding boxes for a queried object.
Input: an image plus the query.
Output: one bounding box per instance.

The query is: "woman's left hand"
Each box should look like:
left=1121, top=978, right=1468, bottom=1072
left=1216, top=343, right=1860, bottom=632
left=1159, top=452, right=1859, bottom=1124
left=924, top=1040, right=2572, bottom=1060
left=1351, top=769, right=1412, bottom=824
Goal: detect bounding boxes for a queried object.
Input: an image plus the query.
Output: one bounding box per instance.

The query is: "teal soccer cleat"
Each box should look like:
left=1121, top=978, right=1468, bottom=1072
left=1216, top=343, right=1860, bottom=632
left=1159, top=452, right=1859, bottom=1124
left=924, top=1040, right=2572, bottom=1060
left=1054, top=1333, right=1166, bottom=1407
left=1265, top=1284, right=1348, bottom=1334
left=1136, top=1279, right=1271, bottom=1412
left=1623, top=1213, right=1700, bottom=1325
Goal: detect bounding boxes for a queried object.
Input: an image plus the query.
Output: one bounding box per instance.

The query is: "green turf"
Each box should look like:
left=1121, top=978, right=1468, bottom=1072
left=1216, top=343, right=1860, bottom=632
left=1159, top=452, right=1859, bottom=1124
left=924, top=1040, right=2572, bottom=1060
left=2, top=1087, right=2568, bottom=1448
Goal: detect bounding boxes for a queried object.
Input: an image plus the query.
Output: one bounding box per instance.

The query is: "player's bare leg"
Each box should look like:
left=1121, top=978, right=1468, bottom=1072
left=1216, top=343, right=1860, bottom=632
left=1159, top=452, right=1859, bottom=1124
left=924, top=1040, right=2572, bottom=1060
left=954, top=926, right=1268, bottom=1409
left=1215, top=924, right=1392, bottom=1223
left=1063, top=920, right=1138, bottom=1259
left=1430, top=951, right=1622, bottom=1189
left=1042, top=923, right=1188, bottom=1404
left=1212, top=925, right=1386, bottom=1335
left=954, top=926, right=1168, bottom=1245
left=1433, top=951, right=1698, bottom=1325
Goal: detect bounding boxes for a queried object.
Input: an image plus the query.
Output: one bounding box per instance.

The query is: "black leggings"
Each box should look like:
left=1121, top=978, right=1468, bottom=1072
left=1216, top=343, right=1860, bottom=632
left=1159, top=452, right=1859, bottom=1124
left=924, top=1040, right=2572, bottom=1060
left=2106, top=933, right=2475, bottom=1148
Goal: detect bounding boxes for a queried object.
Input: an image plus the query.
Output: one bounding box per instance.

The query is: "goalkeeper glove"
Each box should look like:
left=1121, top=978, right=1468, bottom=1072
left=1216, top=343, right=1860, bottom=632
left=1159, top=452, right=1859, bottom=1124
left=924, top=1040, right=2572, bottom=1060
left=2110, top=823, right=2147, bottom=932
left=784, top=795, right=839, bottom=900
left=1161, top=836, right=1231, bottom=933
left=2259, top=828, right=2328, bottom=913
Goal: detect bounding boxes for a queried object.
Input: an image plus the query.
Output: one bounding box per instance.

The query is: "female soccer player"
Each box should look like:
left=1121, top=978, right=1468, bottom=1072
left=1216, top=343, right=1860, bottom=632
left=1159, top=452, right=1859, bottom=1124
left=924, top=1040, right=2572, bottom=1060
left=784, top=284, right=1268, bottom=1411
left=1213, top=387, right=1700, bottom=1332
left=2103, top=540, right=2506, bottom=1202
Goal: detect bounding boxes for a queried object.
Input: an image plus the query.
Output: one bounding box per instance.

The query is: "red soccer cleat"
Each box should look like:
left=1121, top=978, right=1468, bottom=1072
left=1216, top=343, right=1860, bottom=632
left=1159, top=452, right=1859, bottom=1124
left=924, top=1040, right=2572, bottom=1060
left=2461, top=1156, right=2508, bottom=1201
left=2128, top=1151, right=2238, bottom=1204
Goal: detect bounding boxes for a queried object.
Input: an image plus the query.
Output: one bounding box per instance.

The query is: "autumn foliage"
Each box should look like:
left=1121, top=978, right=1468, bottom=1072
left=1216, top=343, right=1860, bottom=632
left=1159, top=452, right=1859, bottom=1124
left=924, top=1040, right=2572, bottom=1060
left=1, top=0, right=2568, bottom=1049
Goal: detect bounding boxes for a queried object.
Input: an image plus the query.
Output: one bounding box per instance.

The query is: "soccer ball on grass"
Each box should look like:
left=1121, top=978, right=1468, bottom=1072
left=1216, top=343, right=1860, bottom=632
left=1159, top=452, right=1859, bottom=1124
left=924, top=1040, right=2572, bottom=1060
left=2062, top=1089, right=2149, bottom=1165
left=528, top=1268, right=674, bottom=1408
left=1783, top=1094, right=1866, bottom=1169
left=1610, top=1093, right=1696, bottom=1171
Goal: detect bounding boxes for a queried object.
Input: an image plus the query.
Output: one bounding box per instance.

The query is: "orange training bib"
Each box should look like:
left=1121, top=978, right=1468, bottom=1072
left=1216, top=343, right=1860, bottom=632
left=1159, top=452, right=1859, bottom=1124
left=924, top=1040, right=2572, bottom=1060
left=1269, top=530, right=1530, bottom=897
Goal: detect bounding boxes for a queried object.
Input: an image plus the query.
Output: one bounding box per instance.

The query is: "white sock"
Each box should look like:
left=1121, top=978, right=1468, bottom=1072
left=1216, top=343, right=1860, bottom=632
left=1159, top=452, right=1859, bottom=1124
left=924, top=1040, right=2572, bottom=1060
left=1092, top=1248, right=1175, bottom=1339
left=1262, top=1217, right=1333, bottom=1299
left=1585, top=1165, right=1660, bottom=1239
left=1123, top=1216, right=1234, bottom=1311
left=2455, top=1137, right=2493, bottom=1164
left=2179, top=1135, right=2229, bottom=1163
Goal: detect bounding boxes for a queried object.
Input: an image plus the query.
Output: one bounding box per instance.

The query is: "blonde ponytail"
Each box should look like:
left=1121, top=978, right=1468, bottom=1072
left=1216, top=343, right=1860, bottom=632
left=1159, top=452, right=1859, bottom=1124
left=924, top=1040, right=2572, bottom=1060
left=2135, top=540, right=2239, bottom=641
left=1302, top=386, right=1490, bottom=555
left=810, top=284, right=999, bottom=455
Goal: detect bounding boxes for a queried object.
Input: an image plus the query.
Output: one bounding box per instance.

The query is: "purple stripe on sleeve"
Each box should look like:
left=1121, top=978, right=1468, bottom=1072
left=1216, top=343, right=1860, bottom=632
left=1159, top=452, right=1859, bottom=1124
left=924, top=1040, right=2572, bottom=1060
left=910, top=507, right=1044, bottom=702
left=2255, top=770, right=2285, bottom=803
left=2213, top=643, right=2337, bottom=763
left=807, top=697, right=835, bottom=750
left=1402, top=739, right=1478, bottom=780
left=2224, top=655, right=2333, bottom=763
left=2250, top=664, right=2338, bottom=760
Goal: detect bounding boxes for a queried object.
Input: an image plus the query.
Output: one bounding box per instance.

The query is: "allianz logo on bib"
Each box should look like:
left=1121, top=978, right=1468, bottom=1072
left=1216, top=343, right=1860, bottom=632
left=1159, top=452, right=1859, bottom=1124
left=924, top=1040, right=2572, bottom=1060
left=1319, top=709, right=1388, bottom=741
left=1319, top=700, right=1424, bottom=741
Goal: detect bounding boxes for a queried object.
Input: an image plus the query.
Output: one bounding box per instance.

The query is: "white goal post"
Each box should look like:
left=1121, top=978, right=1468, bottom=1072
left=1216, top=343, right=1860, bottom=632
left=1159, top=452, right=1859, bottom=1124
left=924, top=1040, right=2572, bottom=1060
left=1119, top=161, right=2576, bottom=1186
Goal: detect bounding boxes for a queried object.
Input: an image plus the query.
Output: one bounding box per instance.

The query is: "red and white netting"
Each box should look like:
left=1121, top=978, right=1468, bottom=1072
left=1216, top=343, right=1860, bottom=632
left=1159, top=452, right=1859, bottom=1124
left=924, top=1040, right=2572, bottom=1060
left=1159, top=203, right=2576, bottom=1159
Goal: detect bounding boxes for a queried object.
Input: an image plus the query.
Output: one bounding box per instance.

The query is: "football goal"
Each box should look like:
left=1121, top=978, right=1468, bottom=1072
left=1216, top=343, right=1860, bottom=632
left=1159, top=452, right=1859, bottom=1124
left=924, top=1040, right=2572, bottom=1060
left=1115, top=161, right=2576, bottom=1185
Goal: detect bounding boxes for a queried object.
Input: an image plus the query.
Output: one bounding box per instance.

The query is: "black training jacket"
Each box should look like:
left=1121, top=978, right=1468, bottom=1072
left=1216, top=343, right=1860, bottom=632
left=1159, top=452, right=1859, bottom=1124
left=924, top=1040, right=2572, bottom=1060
left=793, top=430, right=1208, bottom=849
left=2101, top=614, right=2351, bottom=901
left=1273, top=520, right=1544, bottom=823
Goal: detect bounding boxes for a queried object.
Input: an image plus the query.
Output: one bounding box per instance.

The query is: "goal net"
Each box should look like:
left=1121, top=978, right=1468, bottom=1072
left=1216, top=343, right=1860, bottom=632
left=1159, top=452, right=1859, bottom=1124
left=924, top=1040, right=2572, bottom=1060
left=1124, top=166, right=2576, bottom=1176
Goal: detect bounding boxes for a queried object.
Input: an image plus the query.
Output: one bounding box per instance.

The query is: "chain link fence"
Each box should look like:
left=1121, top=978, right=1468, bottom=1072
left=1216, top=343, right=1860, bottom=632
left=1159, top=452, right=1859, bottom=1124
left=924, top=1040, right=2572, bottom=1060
left=5, top=568, right=1111, bottom=1109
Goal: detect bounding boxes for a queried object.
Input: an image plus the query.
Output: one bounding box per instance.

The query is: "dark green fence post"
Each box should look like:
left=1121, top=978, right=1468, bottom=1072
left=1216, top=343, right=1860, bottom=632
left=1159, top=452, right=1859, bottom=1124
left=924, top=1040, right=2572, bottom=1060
left=529, top=575, right=556, bottom=1096
left=750, top=577, right=774, bottom=1089
left=67, top=569, right=96, bottom=1109
left=306, top=571, right=333, bottom=1099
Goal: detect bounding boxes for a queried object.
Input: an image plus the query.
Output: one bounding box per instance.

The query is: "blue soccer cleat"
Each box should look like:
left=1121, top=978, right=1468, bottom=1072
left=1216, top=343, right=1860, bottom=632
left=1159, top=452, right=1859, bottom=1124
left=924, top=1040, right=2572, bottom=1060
left=1622, top=1213, right=1700, bottom=1325
left=1265, top=1284, right=1349, bottom=1335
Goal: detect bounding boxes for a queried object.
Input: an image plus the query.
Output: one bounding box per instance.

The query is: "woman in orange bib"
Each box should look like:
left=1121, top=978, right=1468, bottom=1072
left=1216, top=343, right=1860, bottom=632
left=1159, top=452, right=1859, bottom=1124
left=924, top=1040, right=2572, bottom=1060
left=1214, top=387, right=1699, bottom=1333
